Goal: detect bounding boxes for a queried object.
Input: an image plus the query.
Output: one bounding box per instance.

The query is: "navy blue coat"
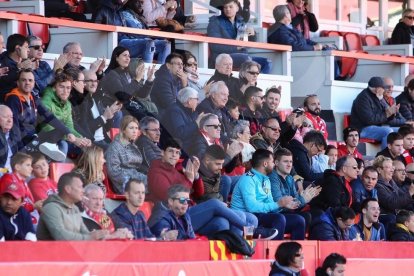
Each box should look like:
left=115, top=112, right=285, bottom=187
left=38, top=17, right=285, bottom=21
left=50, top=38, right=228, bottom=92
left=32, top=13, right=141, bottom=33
left=151, top=64, right=183, bottom=113
left=150, top=209, right=195, bottom=240
left=267, top=23, right=316, bottom=51
left=309, top=208, right=351, bottom=241
left=287, top=139, right=323, bottom=182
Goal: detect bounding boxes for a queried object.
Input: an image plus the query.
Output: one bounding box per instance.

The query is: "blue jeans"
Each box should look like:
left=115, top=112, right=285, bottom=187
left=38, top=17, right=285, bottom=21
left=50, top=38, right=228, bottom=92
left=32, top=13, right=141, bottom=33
left=230, top=53, right=272, bottom=74
left=189, top=199, right=250, bottom=236
left=360, top=125, right=397, bottom=149
left=254, top=212, right=306, bottom=240
left=154, top=39, right=171, bottom=64
left=119, top=38, right=171, bottom=64
left=220, top=175, right=241, bottom=202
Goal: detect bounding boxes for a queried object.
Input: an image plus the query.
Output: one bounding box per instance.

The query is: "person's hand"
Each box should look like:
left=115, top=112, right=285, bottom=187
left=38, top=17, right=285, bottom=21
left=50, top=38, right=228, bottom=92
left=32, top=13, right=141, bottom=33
left=226, top=140, right=244, bottom=158
left=186, top=15, right=196, bottom=23
left=246, top=27, right=255, bottom=36
left=80, top=137, right=92, bottom=147
left=90, top=229, right=110, bottom=240
left=409, top=183, right=414, bottom=197
left=203, top=81, right=214, bottom=98
left=277, top=196, right=295, bottom=208
left=164, top=0, right=176, bottom=10
left=184, top=158, right=196, bottom=182
left=177, top=69, right=188, bottom=87
left=296, top=178, right=304, bottom=194
left=386, top=104, right=399, bottom=117
left=313, top=43, right=323, bottom=51
left=110, top=228, right=134, bottom=240
left=66, top=133, right=77, bottom=143
left=53, top=54, right=70, bottom=72
left=103, top=102, right=121, bottom=120
left=18, top=59, right=35, bottom=70
left=34, top=199, right=44, bottom=211
left=161, top=228, right=178, bottom=241
left=0, top=66, right=9, bottom=77
left=90, top=57, right=106, bottom=74
left=135, top=63, right=146, bottom=82
left=147, top=64, right=156, bottom=81
left=301, top=185, right=322, bottom=203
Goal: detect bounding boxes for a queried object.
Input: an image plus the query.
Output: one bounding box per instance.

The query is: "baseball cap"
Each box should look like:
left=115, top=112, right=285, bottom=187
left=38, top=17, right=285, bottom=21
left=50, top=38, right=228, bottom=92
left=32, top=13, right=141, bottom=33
left=368, top=77, right=385, bottom=89
left=0, top=182, right=25, bottom=200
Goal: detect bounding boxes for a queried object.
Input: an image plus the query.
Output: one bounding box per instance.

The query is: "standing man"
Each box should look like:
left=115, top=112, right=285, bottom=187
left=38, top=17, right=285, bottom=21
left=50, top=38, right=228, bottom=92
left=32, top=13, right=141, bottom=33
left=337, top=127, right=363, bottom=159
left=349, top=198, right=385, bottom=241
left=303, top=94, right=328, bottom=140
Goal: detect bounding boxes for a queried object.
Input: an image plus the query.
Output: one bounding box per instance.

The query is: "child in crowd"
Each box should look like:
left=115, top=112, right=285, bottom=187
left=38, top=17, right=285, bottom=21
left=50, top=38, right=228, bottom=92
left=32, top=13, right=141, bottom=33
left=226, top=99, right=241, bottom=121
left=28, top=153, right=58, bottom=202
left=311, top=144, right=337, bottom=173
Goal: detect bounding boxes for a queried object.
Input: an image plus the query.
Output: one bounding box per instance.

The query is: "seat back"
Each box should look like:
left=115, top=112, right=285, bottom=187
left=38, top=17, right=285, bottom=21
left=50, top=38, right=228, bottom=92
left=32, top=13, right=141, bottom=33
left=362, top=34, right=380, bottom=46
left=343, top=32, right=364, bottom=51
left=139, top=201, right=154, bottom=221
left=5, top=11, right=28, bottom=36
left=109, top=128, right=120, bottom=140
left=27, top=14, right=51, bottom=51
left=102, top=165, right=126, bottom=200
left=320, top=30, right=343, bottom=37
left=343, top=114, right=351, bottom=129
left=49, top=162, right=75, bottom=183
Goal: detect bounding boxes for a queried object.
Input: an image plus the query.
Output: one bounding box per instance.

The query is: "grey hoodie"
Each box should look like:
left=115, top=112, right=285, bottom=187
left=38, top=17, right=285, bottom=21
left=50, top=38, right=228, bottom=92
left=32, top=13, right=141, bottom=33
left=36, top=194, right=91, bottom=240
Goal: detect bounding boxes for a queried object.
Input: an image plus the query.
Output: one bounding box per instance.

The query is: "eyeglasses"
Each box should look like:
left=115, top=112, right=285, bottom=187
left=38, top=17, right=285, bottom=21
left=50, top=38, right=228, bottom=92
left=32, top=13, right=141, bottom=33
left=84, top=79, right=99, bottom=83
left=405, top=15, right=414, bottom=20
left=264, top=125, right=281, bottom=132
left=172, top=197, right=191, bottom=204
left=313, top=144, right=325, bottom=153
left=384, top=85, right=393, bottom=90
left=406, top=171, right=414, bottom=174
left=29, top=45, right=44, bottom=50
left=145, top=128, right=161, bottom=133
left=247, top=71, right=260, bottom=76
left=395, top=169, right=407, bottom=173
left=206, top=124, right=221, bottom=129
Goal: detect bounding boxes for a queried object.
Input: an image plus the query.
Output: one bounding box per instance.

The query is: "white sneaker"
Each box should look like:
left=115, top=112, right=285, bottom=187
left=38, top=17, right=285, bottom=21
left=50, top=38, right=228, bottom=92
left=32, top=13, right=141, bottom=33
left=39, top=142, right=66, bottom=162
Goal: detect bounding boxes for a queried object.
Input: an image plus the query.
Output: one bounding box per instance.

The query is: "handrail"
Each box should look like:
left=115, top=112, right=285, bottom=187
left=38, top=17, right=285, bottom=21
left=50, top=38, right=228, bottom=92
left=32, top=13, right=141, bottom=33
left=0, top=11, right=292, bottom=52
left=331, top=50, right=414, bottom=64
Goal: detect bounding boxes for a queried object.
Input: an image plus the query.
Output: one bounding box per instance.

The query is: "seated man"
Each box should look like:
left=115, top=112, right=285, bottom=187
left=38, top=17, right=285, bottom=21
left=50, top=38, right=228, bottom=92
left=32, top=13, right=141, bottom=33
left=388, top=209, right=414, bottom=241
left=287, top=130, right=327, bottom=182
left=0, top=181, right=36, bottom=241
left=207, top=0, right=272, bottom=73
left=351, top=77, right=402, bottom=149
left=351, top=166, right=379, bottom=213
left=136, top=116, right=162, bottom=174
left=309, top=206, right=356, bottom=241
left=268, top=5, right=322, bottom=51
left=310, top=156, right=358, bottom=216
left=396, top=78, right=414, bottom=122
left=398, top=124, right=414, bottom=165
left=375, top=132, right=405, bottom=163
left=302, top=94, right=328, bottom=140
left=231, top=149, right=306, bottom=240
left=315, top=253, right=347, bottom=276
left=0, top=105, right=21, bottom=174
left=259, top=86, right=281, bottom=120
left=37, top=172, right=110, bottom=240
left=111, top=179, right=156, bottom=240
left=349, top=198, right=385, bottom=241
left=239, top=86, right=265, bottom=135
left=151, top=184, right=195, bottom=240
left=393, top=160, right=408, bottom=188
left=337, top=127, right=363, bottom=159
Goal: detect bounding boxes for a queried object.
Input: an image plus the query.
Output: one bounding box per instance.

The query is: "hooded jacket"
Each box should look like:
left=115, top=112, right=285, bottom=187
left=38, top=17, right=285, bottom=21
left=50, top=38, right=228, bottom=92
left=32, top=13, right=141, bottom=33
left=309, top=208, right=351, bottom=241
left=36, top=194, right=91, bottom=240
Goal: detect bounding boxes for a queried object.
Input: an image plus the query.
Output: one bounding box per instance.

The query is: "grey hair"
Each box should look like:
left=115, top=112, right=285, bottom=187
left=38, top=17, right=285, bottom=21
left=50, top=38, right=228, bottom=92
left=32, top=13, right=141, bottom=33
left=199, top=113, right=219, bottom=129
left=139, top=116, right=159, bottom=130
left=215, top=53, right=232, bottom=66
left=239, top=60, right=261, bottom=80
left=273, top=5, right=289, bottom=22
left=177, top=87, right=198, bottom=104
left=27, top=35, right=41, bottom=45
left=84, top=183, right=103, bottom=197
left=63, top=42, right=81, bottom=53
left=167, top=184, right=191, bottom=199
left=230, top=120, right=250, bottom=140
left=209, top=81, right=227, bottom=96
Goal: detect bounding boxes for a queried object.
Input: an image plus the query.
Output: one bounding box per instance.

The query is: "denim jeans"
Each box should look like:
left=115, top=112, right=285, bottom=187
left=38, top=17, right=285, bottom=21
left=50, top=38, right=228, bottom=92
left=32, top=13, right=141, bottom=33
left=220, top=175, right=241, bottom=202
left=230, top=53, right=272, bottom=74
left=154, top=39, right=171, bottom=64
left=360, top=125, right=397, bottom=149
left=119, top=38, right=171, bottom=64
left=253, top=212, right=306, bottom=240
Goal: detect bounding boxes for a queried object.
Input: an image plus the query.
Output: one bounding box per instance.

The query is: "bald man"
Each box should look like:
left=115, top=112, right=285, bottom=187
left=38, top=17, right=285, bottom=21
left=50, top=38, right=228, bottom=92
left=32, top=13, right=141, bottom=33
left=0, top=105, right=21, bottom=173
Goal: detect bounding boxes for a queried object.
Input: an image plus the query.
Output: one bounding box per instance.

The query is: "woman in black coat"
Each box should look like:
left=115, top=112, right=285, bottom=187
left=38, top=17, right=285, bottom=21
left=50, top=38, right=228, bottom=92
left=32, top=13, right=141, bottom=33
left=391, top=9, right=414, bottom=45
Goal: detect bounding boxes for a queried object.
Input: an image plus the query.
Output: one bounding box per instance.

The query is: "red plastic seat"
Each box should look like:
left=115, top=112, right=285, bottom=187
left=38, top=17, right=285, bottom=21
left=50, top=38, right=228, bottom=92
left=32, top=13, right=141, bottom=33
left=27, top=14, right=50, bottom=51
left=49, top=162, right=75, bottom=183
left=320, top=30, right=343, bottom=37
left=109, top=128, right=120, bottom=140
left=362, top=34, right=380, bottom=46
left=102, top=165, right=126, bottom=200
left=5, top=11, right=28, bottom=36
left=139, top=201, right=154, bottom=220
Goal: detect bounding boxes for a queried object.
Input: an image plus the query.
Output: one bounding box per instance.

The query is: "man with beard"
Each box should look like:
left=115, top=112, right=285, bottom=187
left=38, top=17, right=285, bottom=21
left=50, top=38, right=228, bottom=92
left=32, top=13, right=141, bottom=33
left=351, top=77, right=400, bottom=149
left=351, top=166, right=379, bottom=213
left=337, top=127, right=363, bottom=159
left=303, top=94, right=328, bottom=140
left=350, top=198, right=385, bottom=240
left=260, top=86, right=281, bottom=119
left=239, top=86, right=265, bottom=135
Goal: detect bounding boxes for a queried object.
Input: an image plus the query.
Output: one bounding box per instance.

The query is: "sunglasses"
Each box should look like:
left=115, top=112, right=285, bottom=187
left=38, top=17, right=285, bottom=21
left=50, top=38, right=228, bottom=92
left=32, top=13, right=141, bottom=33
left=29, top=45, right=44, bottom=50
left=264, top=125, right=281, bottom=132
left=407, top=171, right=414, bottom=174
left=247, top=71, right=260, bottom=75
left=206, top=124, right=221, bottom=129
left=405, top=16, right=414, bottom=20
left=173, top=197, right=191, bottom=204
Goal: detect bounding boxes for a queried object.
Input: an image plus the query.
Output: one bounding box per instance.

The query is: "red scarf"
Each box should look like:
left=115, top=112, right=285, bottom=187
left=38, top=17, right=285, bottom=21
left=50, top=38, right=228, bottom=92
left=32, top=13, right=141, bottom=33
left=200, top=130, right=221, bottom=146
left=85, top=206, right=115, bottom=232
left=402, top=150, right=414, bottom=165
left=287, top=2, right=311, bottom=39
left=305, top=112, right=328, bottom=139
left=344, top=179, right=353, bottom=207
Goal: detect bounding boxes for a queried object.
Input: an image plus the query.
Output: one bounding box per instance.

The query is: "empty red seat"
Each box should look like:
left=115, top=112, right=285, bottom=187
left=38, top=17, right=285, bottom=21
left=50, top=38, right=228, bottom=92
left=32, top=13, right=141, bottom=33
left=102, top=165, right=126, bottom=200
left=110, top=128, right=120, bottom=140
left=5, top=11, right=28, bottom=36
left=49, top=162, right=75, bottom=183
left=27, top=14, right=50, bottom=51
left=361, top=34, right=380, bottom=46
left=139, top=201, right=154, bottom=220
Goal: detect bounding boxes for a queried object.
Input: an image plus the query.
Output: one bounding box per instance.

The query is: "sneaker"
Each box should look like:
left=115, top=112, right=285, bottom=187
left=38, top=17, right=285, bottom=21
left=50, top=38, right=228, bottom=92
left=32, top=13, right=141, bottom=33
left=24, top=138, right=40, bottom=153
left=253, top=227, right=279, bottom=240
left=39, top=142, right=66, bottom=162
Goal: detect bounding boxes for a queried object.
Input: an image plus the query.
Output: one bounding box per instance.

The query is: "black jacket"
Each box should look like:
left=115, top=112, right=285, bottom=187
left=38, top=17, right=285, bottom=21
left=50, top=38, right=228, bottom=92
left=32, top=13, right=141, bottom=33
left=0, top=126, right=22, bottom=168
left=391, top=21, right=414, bottom=45
left=396, top=89, right=414, bottom=121
left=207, top=71, right=243, bottom=104
left=387, top=223, right=414, bottom=241
left=375, top=148, right=406, bottom=164
left=287, top=139, right=323, bottom=182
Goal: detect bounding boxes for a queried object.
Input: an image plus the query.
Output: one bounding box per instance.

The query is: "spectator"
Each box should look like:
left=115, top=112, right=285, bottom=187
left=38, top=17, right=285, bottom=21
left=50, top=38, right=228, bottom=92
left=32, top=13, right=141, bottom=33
left=350, top=76, right=400, bottom=149
left=287, top=130, right=327, bottom=182
left=0, top=34, right=34, bottom=102
left=405, top=162, right=414, bottom=185
left=351, top=166, right=379, bottom=213
left=73, top=145, right=107, bottom=194
left=269, top=241, right=304, bottom=276
left=161, top=87, right=201, bottom=150
left=210, top=0, right=250, bottom=23
left=302, top=94, right=328, bottom=140
left=105, top=115, right=147, bottom=194
left=309, top=206, right=356, bottom=241
left=27, top=35, right=68, bottom=98
left=373, top=156, right=414, bottom=215
left=388, top=209, right=414, bottom=241
left=142, top=0, right=177, bottom=27
left=231, top=149, right=305, bottom=240
left=268, top=5, right=322, bottom=51
left=349, top=198, right=385, bottom=241
left=396, top=78, right=414, bottom=121
left=238, top=60, right=261, bottom=97
left=207, top=0, right=272, bottom=73
left=383, top=77, right=396, bottom=107
left=393, top=160, right=408, bottom=187
left=66, top=67, right=86, bottom=112
left=81, top=184, right=133, bottom=239
left=311, top=144, right=337, bottom=174
left=136, top=116, right=162, bottom=174
left=239, top=86, right=264, bottom=135
left=260, top=86, right=281, bottom=120
left=391, top=8, right=414, bottom=48
left=45, top=0, right=88, bottom=21
left=196, top=81, right=232, bottom=143
left=398, top=124, right=414, bottom=165
left=150, top=184, right=195, bottom=240
left=37, top=172, right=110, bottom=240
left=226, top=99, right=241, bottom=121
left=230, top=120, right=256, bottom=164
left=28, top=153, right=58, bottom=202
left=287, top=0, right=318, bottom=39
left=315, top=253, right=347, bottom=276
left=0, top=105, right=21, bottom=174
left=111, top=179, right=153, bottom=240
left=40, top=71, right=92, bottom=160
left=310, top=156, right=358, bottom=216
left=182, top=52, right=209, bottom=102
left=326, top=145, right=338, bottom=169
left=0, top=181, right=36, bottom=241
left=207, top=54, right=242, bottom=104
left=5, top=69, right=75, bottom=160
left=73, top=70, right=120, bottom=150
left=375, top=132, right=405, bottom=164
left=151, top=53, right=187, bottom=113
left=337, top=127, right=363, bottom=159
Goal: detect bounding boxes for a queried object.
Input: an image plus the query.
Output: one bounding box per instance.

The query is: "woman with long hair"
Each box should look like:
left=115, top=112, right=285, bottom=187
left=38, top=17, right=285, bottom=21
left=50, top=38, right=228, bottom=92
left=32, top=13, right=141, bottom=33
left=269, top=241, right=304, bottom=276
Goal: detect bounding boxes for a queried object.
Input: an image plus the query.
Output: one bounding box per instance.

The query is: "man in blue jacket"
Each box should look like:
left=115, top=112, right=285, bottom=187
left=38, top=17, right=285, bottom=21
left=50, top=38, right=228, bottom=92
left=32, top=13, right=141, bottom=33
left=351, top=166, right=379, bottom=213
left=349, top=198, right=385, bottom=241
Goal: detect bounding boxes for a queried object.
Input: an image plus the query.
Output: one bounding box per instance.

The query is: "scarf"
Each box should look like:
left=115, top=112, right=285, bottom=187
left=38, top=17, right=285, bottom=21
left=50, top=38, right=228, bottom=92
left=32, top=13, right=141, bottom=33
left=402, top=149, right=414, bottom=165
left=85, top=206, right=115, bottom=233
left=287, top=2, right=311, bottom=39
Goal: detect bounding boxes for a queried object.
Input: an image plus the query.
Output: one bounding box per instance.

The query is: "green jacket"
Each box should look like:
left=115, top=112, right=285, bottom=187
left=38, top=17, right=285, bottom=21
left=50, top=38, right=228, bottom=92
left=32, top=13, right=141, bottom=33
left=40, top=87, right=81, bottom=138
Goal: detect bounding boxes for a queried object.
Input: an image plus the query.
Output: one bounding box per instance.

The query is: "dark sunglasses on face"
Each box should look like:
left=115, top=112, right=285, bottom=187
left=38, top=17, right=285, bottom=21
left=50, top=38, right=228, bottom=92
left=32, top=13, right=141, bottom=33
left=29, top=45, right=44, bottom=50
left=405, top=16, right=414, bottom=20
left=173, top=197, right=191, bottom=204
left=247, top=71, right=260, bottom=75
left=206, top=124, right=221, bottom=129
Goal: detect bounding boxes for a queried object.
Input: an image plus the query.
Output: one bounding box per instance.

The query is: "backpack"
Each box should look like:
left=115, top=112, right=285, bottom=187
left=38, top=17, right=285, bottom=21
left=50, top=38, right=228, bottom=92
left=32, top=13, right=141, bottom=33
left=208, top=230, right=255, bottom=256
